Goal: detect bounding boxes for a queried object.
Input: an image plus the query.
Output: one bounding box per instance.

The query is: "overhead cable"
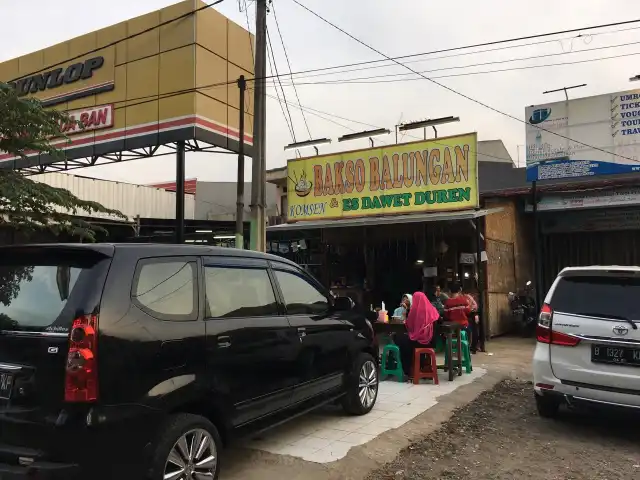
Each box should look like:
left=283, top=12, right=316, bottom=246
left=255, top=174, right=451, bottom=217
left=289, top=0, right=638, bottom=163
left=270, top=0, right=313, bottom=139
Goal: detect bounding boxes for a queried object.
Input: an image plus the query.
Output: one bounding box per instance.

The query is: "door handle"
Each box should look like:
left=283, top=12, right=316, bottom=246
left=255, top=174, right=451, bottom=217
left=217, top=336, right=231, bottom=348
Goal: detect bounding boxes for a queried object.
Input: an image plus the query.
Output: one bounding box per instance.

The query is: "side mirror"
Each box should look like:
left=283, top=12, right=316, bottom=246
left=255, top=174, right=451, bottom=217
left=333, top=296, right=355, bottom=312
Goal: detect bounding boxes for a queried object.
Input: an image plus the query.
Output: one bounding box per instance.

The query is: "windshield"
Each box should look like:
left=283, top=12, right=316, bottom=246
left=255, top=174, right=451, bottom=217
left=551, top=275, right=640, bottom=321
left=0, top=254, right=100, bottom=333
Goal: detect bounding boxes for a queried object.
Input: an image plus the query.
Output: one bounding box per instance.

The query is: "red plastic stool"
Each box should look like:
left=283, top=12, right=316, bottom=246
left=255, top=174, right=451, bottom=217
left=412, top=348, right=439, bottom=385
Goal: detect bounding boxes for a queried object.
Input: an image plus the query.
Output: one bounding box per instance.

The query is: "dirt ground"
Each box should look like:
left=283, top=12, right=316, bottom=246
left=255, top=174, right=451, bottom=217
left=366, top=379, right=640, bottom=480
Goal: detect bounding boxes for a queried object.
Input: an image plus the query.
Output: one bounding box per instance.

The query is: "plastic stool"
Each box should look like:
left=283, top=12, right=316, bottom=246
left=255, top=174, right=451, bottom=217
left=445, top=338, right=473, bottom=374
left=380, top=344, right=404, bottom=382
left=412, top=348, right=439, bottom=385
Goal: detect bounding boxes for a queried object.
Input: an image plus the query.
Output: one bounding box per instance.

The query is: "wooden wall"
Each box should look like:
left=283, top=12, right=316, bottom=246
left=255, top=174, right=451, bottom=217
left=483, top=198, right=523, bottom=337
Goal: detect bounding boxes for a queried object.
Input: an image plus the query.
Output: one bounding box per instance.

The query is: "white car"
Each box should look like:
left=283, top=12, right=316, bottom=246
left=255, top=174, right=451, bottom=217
left=533, top=266, right=640, bottom=417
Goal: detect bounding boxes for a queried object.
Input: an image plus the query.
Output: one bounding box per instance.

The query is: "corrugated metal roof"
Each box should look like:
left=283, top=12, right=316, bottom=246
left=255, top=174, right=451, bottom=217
left=33, top=172, right=195, bottom=221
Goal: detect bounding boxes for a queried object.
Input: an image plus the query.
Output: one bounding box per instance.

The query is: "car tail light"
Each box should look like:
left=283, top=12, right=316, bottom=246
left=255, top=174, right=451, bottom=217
left=65, top=314, right=99, bottom=402
left=535, top=383, right=554, bottom=390
left=536, top=303, right=580, bottom=347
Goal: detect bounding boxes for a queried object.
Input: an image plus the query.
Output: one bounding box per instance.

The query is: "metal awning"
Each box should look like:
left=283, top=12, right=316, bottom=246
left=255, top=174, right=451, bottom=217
left=267, top=207, right=503, bottom=232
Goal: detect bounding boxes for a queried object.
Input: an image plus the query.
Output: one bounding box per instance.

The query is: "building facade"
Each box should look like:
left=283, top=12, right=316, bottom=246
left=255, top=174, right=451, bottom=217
left=266, top=139, right=530, bottom=338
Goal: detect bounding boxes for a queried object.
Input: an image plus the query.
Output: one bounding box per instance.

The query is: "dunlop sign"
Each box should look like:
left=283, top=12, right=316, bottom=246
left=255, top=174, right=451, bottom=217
left=286, top=133, right=479, bottom=222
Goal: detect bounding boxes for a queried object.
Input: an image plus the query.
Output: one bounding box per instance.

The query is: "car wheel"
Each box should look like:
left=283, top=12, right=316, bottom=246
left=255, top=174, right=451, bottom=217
left=342, top=352, right=379, bottom=415
left=147, top=413, right=222, bottom=480
left=535, top=393, right=560, bottom=418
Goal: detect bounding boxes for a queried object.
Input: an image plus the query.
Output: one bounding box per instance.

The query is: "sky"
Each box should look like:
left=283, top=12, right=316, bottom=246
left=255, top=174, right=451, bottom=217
left=2, top=0, right=640, bottom=184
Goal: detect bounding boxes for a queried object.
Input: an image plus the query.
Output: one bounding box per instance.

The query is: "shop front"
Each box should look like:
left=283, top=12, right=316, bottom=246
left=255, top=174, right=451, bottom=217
left=267, top=133, right=500, bottom=344
left=267, top=210, right=493, bottom=306
left=527, top=185, right=640, bottom=291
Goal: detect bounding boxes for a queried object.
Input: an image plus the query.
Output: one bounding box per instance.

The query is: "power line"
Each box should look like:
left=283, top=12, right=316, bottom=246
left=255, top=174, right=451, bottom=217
left=289, top=0, right=638, bottom=164
left=280, top=39, right=640, bottom=85
left=270, top=49, right=640, bottom=87
left=273, top=25, right=640, bottom=82
left=266, top=94, right=380, bottom=129
left=247, top=17, right=640, bottom=84
left=270, top=0, right=313, bottom=140
left=8, top=0, right=226, bottom=83
left=100, top=16, right=640, bottom=90
left=10, top=8, right=640, bottom=92
left=266, top=29, right=297, bottom=143
left=264, top=92, right=358, bottom=132
left=266, top=32, right=296, bottom=143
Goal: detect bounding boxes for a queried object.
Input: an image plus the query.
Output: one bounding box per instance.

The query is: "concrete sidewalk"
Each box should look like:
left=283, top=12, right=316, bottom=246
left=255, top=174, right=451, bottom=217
left=221, top=337, right=535, bottom=480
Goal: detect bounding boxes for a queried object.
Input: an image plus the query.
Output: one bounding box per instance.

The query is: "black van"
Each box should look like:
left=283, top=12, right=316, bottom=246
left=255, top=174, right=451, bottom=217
left=0, top=244, right=378, bottom=479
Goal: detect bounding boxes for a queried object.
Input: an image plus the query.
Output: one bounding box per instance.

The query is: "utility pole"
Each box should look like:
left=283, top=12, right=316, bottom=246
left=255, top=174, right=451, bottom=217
left=250, top=0, right=267, bottom=252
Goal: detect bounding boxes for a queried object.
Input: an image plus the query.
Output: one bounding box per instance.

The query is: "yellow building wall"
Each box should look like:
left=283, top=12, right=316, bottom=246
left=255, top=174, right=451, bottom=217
left=195, top=3, right=255, bottom=140
left=0, top=0, right=254, bottom=162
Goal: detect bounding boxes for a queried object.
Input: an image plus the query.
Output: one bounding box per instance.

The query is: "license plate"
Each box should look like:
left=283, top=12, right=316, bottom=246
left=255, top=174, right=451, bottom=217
left=0, top=372, right=13, bottom=399
left=591, top=344, right=640, bottom=367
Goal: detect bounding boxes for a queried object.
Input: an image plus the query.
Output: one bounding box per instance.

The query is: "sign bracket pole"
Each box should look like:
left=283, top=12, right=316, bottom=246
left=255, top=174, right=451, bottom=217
left=532, top=180, right=543, bottom=309
left=235, top=75, right=246, bottom=249
left=175, top=140, right=186, bottom=244
left=475, top=215, right=486, bottom=352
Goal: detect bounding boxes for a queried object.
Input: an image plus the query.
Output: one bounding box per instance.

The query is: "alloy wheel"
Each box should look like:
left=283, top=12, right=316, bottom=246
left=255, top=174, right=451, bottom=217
left=164, top=428, right=217, bottom=480
left=358, top=360, right=378, bottom=408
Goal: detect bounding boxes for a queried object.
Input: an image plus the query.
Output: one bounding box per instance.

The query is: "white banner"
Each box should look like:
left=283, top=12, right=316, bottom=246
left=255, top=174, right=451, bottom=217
left=526, top=187, right=640, bottom=212
left=525, top=89, right=640, bottom=181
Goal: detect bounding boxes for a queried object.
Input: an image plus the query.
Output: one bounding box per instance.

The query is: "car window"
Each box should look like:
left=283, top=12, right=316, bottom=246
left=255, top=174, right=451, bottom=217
left=274, top=270, right=328, bottom=315
left=205, top=267, right=277, bottom=318
left=551, top=275, right=640, bottom=321
left=0, top=261, right=85, bottom=332
left=133, top=260, right=197, bottom=320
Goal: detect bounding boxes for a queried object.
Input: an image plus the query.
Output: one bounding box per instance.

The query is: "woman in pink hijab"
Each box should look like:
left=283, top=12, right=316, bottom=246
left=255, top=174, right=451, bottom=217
left=396, top=291, right=440, bottom=377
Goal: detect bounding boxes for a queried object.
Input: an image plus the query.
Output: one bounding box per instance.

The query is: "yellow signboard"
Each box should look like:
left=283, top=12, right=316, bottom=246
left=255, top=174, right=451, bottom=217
left=287, top=133, right=478, bottom=222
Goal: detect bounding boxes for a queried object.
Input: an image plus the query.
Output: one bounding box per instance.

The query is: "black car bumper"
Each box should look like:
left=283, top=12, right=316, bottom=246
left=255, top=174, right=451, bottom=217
left=0, top=408, right=162, bottom=480
left=538, top=389, right=640, bottom=414
left=0, top=459, right=79, bottom=480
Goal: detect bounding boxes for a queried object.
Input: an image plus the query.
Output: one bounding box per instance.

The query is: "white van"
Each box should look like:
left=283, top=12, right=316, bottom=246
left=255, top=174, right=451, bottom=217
left=532, top=266, right=640, bottom=417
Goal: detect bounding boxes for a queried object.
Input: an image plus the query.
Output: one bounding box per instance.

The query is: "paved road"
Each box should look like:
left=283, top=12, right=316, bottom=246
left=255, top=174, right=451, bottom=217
left=367, top=378, right=640, bottom=479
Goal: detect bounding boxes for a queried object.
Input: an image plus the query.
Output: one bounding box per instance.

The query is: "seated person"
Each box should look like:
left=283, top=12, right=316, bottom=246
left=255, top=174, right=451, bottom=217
left=429, top=284, right=448, bottom=319
left=443, top=283, right=472, bottom=340
left=391, top=293, right=412, bottom=322
left=463, top=290, right=480, bottom=353
left=395, top=292, right=440, bottom=378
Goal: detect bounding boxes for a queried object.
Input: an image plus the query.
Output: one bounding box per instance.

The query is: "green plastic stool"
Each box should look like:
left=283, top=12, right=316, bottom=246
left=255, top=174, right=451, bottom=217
left=380, top=344, right=404, bottom=382
left=445, top=337, right=473, bottom=374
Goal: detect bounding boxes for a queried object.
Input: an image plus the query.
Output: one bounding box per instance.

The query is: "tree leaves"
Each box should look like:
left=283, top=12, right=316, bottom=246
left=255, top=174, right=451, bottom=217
left=0, top=82, right=126, bottom=241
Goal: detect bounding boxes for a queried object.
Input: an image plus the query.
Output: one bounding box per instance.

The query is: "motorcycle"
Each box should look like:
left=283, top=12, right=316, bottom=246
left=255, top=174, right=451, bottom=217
left=508, top=280, right=537, bottom=336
